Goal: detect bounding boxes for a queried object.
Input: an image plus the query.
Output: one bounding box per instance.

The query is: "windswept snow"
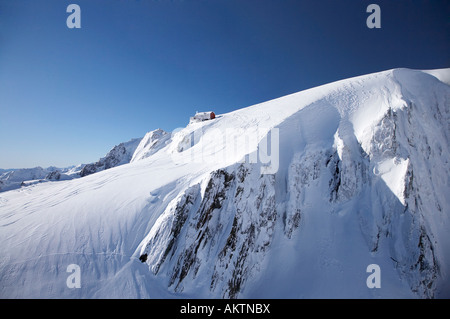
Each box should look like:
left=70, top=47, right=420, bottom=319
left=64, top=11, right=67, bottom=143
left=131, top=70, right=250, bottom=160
left=0, top=68, right=449, bottom=298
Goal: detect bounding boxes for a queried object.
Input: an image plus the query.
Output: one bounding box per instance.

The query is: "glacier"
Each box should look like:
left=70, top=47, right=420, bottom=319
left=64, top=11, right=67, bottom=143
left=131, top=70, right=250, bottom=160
left=0, top=68, right=449, bottom=298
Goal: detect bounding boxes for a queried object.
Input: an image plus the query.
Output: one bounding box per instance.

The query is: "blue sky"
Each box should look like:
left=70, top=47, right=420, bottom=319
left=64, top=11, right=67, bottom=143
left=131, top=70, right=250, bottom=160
left=0, top=0, right=449, bottom=168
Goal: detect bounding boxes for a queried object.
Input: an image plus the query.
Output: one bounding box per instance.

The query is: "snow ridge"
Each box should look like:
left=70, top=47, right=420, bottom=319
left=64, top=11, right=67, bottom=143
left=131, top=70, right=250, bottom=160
left=0, top=68, right=449, bottom=298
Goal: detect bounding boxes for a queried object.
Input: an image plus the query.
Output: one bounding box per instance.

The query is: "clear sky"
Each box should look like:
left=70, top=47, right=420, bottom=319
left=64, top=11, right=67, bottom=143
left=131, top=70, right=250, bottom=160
left=0, top=0, right=449, bottom=168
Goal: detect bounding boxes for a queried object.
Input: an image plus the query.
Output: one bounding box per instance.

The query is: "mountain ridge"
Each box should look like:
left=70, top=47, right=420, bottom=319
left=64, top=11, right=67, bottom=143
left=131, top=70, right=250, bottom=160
left=0, top=68, right=449, bottom=298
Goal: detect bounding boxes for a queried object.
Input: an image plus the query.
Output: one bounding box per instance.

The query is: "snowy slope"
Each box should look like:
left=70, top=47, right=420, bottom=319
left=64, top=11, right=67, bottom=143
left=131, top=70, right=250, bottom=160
left=130, top=129, right=170, bottom=163
left=0, top=68, right=449, bottom=299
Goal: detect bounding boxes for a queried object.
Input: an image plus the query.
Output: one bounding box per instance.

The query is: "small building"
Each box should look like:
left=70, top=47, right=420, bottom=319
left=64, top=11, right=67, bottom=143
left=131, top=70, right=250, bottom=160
left=190, top=111, right=216, bottom=123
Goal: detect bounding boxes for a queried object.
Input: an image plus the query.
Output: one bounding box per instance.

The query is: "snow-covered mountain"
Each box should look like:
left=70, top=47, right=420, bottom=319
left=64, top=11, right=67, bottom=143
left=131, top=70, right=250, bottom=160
left=0, top=136, right=151, bottom=193
left=131, top=129, right=170, bottom=163
left=79, top=138, right=142, bottom=177
left=0, top=68, right=448, bottom=299
left=0, top=166, right=74, bottom=193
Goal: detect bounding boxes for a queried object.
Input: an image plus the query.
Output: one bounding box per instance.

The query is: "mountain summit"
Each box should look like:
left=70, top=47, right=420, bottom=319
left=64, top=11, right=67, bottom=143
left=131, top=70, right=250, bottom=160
left=0, top=68, right=449, bottom=298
